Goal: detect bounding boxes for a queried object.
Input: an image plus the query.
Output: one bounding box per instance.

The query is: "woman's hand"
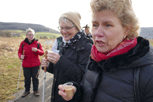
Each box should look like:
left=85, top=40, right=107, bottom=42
left=32, top=47, right=37, bottom=52
left=41, top=58, right=49, bottom=68
left=58, top=84, right=76, bottom=101
left=47, top=51, right=60, bottom=64
left=21, top=55, right=25, bottom=60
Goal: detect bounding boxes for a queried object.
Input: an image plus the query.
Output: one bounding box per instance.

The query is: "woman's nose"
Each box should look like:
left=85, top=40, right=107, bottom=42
left=61, top=29, right=67, bottom=33
left=93, top=27, right=104, bottom=37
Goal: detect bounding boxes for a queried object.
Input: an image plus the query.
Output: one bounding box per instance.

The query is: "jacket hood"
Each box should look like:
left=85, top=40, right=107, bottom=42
left=90, top=36, right=153, bottom=72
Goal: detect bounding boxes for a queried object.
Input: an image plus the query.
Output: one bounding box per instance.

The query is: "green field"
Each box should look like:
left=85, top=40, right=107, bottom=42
left=35, top=32, right=61, bottom=39
left=150, top=41, right=153, bottom=45
left=21, top=32, right=61, bottom=39
left=0, top=30, right=61, bottom=39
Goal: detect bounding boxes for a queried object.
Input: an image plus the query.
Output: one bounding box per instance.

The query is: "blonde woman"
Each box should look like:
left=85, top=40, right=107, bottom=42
left=58, top=0, right=153, bottom=102
left=41, top=11, right=93, bottom=102
left=18, top=28, right=44, bottom=97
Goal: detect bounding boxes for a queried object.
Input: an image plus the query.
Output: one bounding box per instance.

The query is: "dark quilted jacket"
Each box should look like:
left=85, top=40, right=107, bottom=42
left=73, top=36, right=153, bottom=102
left=45, top=32, right=93, bottom=102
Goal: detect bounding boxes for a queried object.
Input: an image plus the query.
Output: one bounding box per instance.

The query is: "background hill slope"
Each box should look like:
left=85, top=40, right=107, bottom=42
left=0, top=22, right=152, bottom=39
left=0, top=22, right=60, bottom=34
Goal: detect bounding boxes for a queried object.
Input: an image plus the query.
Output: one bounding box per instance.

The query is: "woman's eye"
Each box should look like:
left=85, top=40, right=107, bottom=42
left=106, top=24, right=112, bottom=27
left=107, top=24, right=110, bottom=27
left=93, top=24, right=98, bottom=28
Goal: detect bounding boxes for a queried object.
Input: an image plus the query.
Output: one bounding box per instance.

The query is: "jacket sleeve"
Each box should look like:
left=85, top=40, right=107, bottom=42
left=47, top=62, right=54, bottom=73
left=54, top=43, right=92, bottom=83
left=36, top=43, right=44, bottom=56
left=18, top=42, right=23, bottom=59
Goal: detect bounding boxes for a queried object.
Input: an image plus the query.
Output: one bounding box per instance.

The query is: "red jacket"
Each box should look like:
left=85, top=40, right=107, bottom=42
left=18, top=38, right=44, bottom=68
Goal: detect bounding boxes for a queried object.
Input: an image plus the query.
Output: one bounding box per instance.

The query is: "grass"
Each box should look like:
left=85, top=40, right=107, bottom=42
left=0, top=30, right=61, bottom=39
left=20, top=32, right=61, bottom=39
left=35, top=32, right=61, bottom=39
left=0, top=37, right=23, bottom=101
left=7, top=30, right=25, bottom=33
left=0, top=57, right=23, bottom=100
left=0, top=37, right=53, bottom=101
left=149, top=39, right=153, bottom=45
left=0, top=30, right=26, bottom=36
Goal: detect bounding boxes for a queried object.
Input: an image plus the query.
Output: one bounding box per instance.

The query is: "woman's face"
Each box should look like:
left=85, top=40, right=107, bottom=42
left=92, top=10, right=128, bottom=53
left=59, top=20, right=78, bottom=41
left=26, top=31, right=34, bottom=42
left=85, top=28, right=90, bottom=34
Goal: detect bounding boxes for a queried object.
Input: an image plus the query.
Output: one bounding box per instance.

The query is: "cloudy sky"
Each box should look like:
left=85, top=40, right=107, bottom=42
left=0, top=0, right=153, bottom=30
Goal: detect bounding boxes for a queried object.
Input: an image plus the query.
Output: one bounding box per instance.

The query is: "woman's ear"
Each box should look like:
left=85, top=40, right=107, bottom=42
left=124, top=25, right=131, bottom=37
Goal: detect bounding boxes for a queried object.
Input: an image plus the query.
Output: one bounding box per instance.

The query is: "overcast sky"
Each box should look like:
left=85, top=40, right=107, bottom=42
left=0, top=0, right=153, bottom=31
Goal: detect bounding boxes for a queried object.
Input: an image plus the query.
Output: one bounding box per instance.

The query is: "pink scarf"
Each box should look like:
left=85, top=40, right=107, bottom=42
left=91, top=38, right=137, bottom=62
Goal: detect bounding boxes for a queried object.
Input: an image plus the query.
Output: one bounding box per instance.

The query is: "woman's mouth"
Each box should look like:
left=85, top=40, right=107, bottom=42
left=63, top=34, right=70, bottom=38
left=96, top=41, right=105, bottom=47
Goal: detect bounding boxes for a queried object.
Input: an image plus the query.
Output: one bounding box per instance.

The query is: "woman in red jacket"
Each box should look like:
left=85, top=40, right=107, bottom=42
left=18, top=28, right=44, bottom=97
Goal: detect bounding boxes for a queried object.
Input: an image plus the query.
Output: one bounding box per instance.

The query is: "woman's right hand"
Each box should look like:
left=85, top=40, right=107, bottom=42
left=58, top=84, right=76, bottom=101
left=41, top=58, right=49, bottom=68
left=21, top=55, right=25, bottom=60
left=47, top=51, right=60, bottom=64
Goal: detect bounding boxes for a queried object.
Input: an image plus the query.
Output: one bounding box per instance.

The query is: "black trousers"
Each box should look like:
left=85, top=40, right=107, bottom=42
left=23, top=66, right=39, bottom=92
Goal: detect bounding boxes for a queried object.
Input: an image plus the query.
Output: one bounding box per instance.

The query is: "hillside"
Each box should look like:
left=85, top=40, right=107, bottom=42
left=0, top=22, right=152, bottom=38
left=0, top=22, right=60, bottom=34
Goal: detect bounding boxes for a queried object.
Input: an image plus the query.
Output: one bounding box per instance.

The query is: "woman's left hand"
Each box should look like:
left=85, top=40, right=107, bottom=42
left=58, top=84, right=76, bottom=101
left=32, top=47, right=37, bottom=52
left=47, top=51, right=60, bottom=64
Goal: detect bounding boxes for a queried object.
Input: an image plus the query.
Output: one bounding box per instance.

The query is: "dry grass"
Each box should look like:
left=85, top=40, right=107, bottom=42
left=149, top=39, right=153, bottom=45
left=0, top=37, right=53, bottom=101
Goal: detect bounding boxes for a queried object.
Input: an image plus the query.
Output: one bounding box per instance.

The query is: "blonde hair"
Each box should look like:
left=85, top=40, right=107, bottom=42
left=90, top=0, right=140, bottom=39
left=26, top=28, right=35, bottom=35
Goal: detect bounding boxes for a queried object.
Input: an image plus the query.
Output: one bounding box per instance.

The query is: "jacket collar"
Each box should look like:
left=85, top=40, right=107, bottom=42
left=68, top=31, right=86, bottom=50
left=62, top=31, right=85, bottom=47
left=24, top=38, right=36, bottom=45
left=89, top=36, right=151, bottom=72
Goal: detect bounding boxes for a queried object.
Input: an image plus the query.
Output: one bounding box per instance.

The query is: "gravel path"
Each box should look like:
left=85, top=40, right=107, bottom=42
left=7, top=69, right=53, bottom=102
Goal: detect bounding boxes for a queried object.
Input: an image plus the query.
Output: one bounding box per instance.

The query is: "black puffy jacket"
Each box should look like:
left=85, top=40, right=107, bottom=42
left=74, top=36, right=153, bottom=102
left=46, top=32, right=92, bottom=102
